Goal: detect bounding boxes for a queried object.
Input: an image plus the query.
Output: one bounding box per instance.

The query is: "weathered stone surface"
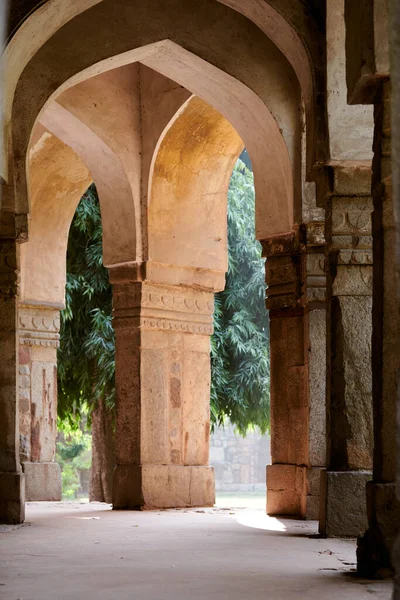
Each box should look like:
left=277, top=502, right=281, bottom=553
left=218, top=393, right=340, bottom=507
left=112, top=279, right=215, bottom=508
left=306, top=467, right=323, bottom=497
left=306, top=252, right=326, bottom=303
left=267, top=464, right=306, bottom=517
left=269, top=314, right=308, bottom=468
left=308, top=310, right=326, bottom=468
left=0, top=472, right=25, bottom=524
left=0, top=235, right=25, bottom=524
left=332, top=266, right=373, bottom=296
left=323, top=176, right=374, bottom=537
left=17, top=305, right=60, bottom=501
left=358, top=482, right=400, bottom=577
left=23, top=462, right=61, bottom=502
left=331, top=296, right=373, bottom=470
left=331, top=165, right=372, bottom=196
left=319, top=470, right=371, bottom=537
left=265, top=254, right=303, bottom=310
left=113, top=465, right=215, bottom=509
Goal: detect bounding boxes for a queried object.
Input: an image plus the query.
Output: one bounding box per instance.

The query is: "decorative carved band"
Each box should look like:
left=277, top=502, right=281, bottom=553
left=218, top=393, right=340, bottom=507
left=306, top=252, right=326, bottom=303
left=304, top=222, right=326, bottom=247
left=329, top=197, right=373, bottom=268
left=303, top=222, right=327, bottom=304
left=261, top=230, right=298, bottom=258
left=262, top=225, right=327, bottom=309
left=113, top=282, right=214, bottom=335
left=265, top=255, right=303, bottom=310
left=19, top=305, right=60, bottom=347
left=325, top=181, right=373, bottom=297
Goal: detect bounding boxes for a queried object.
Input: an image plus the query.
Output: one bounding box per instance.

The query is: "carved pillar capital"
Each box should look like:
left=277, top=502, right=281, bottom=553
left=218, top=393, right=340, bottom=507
left=261, top=226, right=327, bottom=311
left=261, top=231, right=303, bottom=311
left=112, top=281, right=214, bottom=336
left=325, top=165, right=373, bottom=297
left=18, top=304, right=60, bottom=348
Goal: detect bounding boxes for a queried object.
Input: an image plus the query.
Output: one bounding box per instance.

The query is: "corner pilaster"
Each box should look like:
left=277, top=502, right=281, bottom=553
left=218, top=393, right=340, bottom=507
left=320, top=162, right=374, bottom=537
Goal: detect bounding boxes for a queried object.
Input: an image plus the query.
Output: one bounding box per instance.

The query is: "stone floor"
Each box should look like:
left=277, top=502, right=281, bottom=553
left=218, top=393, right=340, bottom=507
left=0, top=502, right=393, bottom=599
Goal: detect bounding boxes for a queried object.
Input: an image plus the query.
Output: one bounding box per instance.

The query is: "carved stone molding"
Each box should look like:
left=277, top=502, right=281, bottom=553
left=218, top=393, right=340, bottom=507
left=265, top=255, right=303, bottom=310
left=306, top=252, right=326, bottom=303
left=303, top=222, right=327, bottom=305
left=326, top=195, right=373, bottom=297
left=18, top=304, right=60, bottom=347
left=262, top=226, right=326, bottom=309
left=261, top=230, right=298, bottom=258
left=304, top=222, right=326, bottom=247
left=113, top=282, right=214, bottom=335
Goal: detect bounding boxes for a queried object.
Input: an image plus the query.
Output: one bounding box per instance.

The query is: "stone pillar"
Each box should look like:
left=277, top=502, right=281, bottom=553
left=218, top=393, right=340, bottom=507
left=0, top=212, right=25, bottom=523
left=263, top=232, right=310, bottom=518
left=390, top=0, right=400, bottom=592
left=18, top=304, right=62, bottom=501
left=264, top=227, right=327, bottom=520
left=110, top=271, right=215, bottom=509
left=304, top=222, right=327, bottom=520
left=320, top=163, right=374, bottom=537
left=358, top=81, right=400, bottom=576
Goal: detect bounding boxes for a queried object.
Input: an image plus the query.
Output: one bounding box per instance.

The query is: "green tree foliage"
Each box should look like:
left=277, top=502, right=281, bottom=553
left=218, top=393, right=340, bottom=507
left=57, top=185, right=115, bottom=428
left=55, top=419, right=92, bottom=499
left=58, top=158, right=269, bottom=435
left=210, top=159, right=270, bottom=435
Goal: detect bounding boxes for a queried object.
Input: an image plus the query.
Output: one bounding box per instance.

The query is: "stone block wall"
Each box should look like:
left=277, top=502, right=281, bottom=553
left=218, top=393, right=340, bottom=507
left=209, top=421, right=271, bottom=491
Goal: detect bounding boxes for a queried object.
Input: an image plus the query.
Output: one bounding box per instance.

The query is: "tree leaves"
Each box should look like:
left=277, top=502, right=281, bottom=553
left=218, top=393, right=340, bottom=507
left=210, top=158, right=270, bottom=436
left=57, top=185, right=115, bottom=429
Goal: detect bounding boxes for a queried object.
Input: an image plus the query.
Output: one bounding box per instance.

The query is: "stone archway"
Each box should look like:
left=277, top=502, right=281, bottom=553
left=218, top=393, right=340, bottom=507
left=0, top=0, right=317, bottom=521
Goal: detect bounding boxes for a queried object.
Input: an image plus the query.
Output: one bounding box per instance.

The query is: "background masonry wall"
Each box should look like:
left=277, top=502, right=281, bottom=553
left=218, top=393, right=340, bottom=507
left=209, top=421, right=271, bottom=491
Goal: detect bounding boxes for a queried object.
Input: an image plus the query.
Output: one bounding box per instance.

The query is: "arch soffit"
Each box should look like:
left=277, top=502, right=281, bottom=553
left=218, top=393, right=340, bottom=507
left=38, top=64, right=145, bottom=266
left=21, top=131, right=92, bottom=306
left=8, top=0, right=300, bottom=228
left=148, top=95, right=244, bottom=279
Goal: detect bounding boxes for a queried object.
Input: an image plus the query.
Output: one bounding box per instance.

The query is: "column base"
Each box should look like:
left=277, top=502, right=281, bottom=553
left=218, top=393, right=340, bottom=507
left=357, top=482, right=400, bottom=577
left=267, top=464, right=304, bottom=517
left=23, top=462, right=62, bottom=501
left=0, top=471, right=25, bottom=524
left=319, top=470, right=371, bottom=537
left=305, top=467, right=323, bottom=520
left=113, top=465, right=215, bottom=509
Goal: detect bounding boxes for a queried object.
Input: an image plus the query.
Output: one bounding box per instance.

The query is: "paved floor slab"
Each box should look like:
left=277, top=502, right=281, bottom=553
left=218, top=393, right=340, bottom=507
left=0, top=502, right=393, bottom=599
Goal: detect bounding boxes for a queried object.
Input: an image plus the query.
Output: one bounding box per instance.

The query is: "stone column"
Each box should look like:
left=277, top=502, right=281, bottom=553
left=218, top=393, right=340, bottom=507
left=263, top=232, right=310, bottom=518
left=0, top=212, right=25, bottom=523
left=18, top=304, right=62, bottom=501
left=358, top=81, right=400, bottom=576
left=320, top=163, right=374, bottom=537
left=110, top=270, right=215, bottom=509
left=263, top=227, right=327, bottom=520
left=390, top=0, right=400, bottom=592
left=304, top=222, right=327, bottom=520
